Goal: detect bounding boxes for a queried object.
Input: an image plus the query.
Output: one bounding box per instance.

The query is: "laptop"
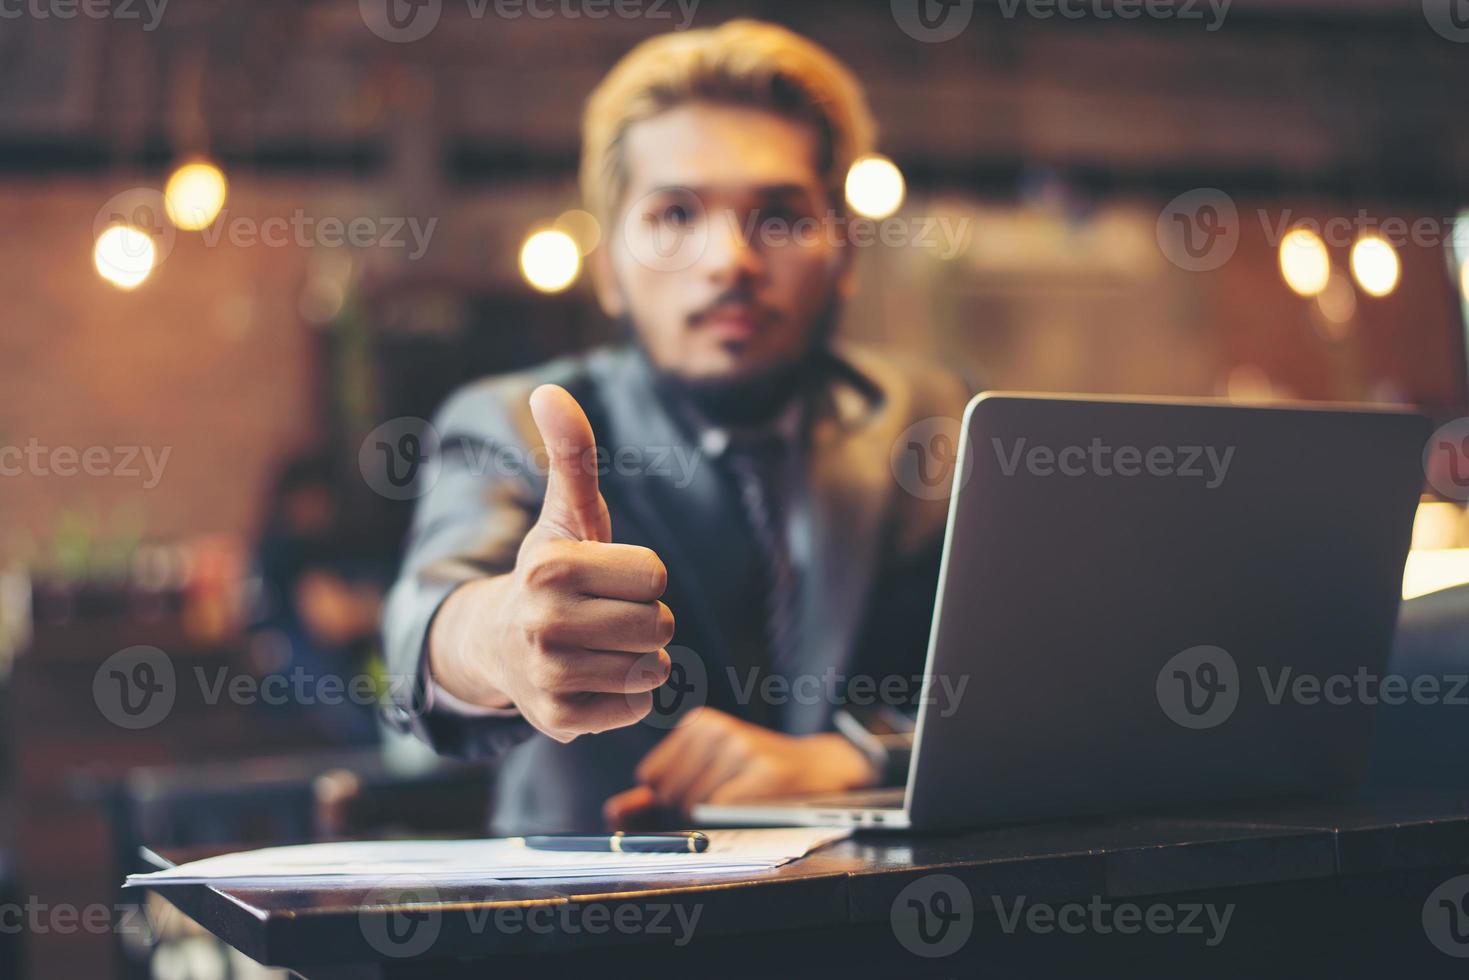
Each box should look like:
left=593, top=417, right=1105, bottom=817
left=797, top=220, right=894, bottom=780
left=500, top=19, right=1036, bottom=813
left=693, top=392, right=1428, bottom=831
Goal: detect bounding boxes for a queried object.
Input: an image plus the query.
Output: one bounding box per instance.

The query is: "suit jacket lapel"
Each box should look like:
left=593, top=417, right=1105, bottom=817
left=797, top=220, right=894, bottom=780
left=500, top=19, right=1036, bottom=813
left=785, top=361, right=893, bottom=734
left=589, top=349, right=737, bottom=681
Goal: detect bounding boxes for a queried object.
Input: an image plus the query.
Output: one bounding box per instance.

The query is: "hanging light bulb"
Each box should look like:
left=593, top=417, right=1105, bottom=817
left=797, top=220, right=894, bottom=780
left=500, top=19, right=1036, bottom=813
left=164, top=160, right=229, bottom=231
left=1349, top=234, right=1400, bottom=298
left=1279, top=227, right=1330, bottom=297
left=845, top=154, right=905, bottom=219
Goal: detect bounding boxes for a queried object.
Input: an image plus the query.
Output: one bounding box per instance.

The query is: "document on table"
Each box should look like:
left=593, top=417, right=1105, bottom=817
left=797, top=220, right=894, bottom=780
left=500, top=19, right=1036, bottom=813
left=123, top=828, right=852, bottom=888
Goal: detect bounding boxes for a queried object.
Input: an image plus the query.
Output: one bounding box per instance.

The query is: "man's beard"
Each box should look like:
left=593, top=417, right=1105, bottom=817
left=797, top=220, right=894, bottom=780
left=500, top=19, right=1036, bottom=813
left=627, top=298, right=841, bottom=429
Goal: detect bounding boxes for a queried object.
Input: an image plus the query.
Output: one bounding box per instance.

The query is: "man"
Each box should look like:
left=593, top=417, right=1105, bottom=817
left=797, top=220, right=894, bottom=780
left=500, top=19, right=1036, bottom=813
left=382, top=19, right=970, bottom=833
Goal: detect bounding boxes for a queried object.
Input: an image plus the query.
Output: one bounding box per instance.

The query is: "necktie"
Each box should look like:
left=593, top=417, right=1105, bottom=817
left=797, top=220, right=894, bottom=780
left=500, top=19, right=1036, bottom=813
left=721, top=429, right=802, bottom=674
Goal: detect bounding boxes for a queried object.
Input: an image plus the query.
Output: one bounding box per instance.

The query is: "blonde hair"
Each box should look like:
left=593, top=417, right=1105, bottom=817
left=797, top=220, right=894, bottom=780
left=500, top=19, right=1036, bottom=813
left=580, top=19, right=877, bottom=225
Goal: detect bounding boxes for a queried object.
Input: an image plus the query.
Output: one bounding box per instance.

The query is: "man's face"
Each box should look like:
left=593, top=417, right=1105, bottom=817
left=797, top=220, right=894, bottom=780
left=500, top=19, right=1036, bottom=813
left=597, top=102, right=850, bottom=383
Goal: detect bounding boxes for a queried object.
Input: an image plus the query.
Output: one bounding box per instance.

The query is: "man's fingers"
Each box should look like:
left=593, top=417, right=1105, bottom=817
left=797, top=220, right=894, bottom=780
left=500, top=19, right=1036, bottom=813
left=536, top=598, right=673, bottom=653
left=532, top=691, right=652, bottom=741
left=603, top=785, right=658, bottom=830
left=635, top=707, right=713, bottom=785
left=540, top=649, right=670, bottom=695
left=529, top=384, right=610, bottom=543
left=521, top=539, right=668, bottom=602
left=705, top=770, right=772, bottom=805
left=654, top=732, right=734, bottom=813
left=676, top=748, right=749, bottom=811
left=566, top=543, right=667, bottom=600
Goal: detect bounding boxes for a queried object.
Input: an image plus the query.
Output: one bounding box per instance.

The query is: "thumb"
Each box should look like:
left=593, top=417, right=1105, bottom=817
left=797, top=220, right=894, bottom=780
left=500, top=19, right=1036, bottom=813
left=529, top=384, right=610, bottom=542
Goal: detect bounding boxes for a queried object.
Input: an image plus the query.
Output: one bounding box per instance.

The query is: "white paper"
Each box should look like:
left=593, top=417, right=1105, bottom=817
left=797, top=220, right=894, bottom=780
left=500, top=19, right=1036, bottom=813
left=123, top=828, right=851, bottom=888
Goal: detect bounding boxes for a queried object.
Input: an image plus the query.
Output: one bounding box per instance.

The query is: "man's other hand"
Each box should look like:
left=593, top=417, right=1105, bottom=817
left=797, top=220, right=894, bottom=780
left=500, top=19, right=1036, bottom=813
left=602, top=707, right=879, bottom=827
left=428, top=384, right=676, bottom=742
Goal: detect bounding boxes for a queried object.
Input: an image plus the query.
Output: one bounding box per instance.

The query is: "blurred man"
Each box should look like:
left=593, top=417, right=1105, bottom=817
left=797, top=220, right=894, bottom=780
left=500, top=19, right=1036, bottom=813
left=383, top=19, right=969, bottom=832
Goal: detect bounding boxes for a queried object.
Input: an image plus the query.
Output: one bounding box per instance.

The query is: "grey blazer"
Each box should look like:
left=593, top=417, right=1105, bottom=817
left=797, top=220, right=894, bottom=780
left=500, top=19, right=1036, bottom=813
left=381, top=343, right=970, bottom=832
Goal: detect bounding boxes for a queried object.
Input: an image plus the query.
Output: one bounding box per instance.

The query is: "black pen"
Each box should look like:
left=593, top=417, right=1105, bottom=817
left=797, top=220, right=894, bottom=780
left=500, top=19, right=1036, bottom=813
left=513, top=832, right=711, bottom=854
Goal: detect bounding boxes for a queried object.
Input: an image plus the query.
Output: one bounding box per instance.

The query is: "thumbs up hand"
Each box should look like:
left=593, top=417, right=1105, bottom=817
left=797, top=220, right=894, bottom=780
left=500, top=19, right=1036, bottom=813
left=426, top=385, right=675, bottom=743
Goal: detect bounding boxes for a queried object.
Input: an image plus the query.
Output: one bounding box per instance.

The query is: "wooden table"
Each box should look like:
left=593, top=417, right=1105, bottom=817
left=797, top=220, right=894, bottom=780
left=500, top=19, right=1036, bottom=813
left=143, top=796, right=1469, bottom=979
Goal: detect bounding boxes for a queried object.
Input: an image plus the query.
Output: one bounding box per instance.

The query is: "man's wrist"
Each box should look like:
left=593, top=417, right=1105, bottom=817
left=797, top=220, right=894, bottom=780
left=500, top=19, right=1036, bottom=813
left=428, top=577, right=515, bottom=711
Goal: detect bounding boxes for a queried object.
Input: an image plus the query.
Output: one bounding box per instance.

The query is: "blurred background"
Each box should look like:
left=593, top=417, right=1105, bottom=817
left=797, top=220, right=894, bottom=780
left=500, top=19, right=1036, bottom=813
left=1, top=0, right=1467, bottom=977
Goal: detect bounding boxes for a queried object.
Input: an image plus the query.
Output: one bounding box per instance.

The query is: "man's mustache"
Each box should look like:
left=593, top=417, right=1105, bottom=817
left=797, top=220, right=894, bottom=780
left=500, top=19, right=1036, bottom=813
left=686, top=288, right=779, bottom=328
